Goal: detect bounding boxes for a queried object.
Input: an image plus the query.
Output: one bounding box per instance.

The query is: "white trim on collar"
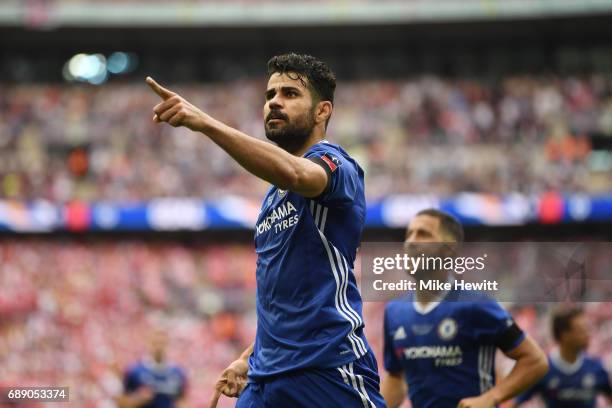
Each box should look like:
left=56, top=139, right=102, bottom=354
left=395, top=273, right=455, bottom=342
left=412, top=289, right=450, bottom=315
left=143, top=356, right=168, bottom=372
left=413, top=300, right=442, bottom=315
left=550, top=349, right=584, bottom=375
left=412, top=276, right=454, bottom=315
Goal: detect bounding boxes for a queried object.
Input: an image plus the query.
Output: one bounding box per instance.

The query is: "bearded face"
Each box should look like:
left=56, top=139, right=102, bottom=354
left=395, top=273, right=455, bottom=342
left=265, top=104, right=316, bottom=152
left=264, top=72, right=318, bottom=153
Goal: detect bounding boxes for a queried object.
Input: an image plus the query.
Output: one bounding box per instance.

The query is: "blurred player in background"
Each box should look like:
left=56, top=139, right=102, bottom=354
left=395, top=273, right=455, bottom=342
left=511, top=307, right=612, bottom=407
left=380, top=209, right=548, bottom=408
left=146, top=53, right=385, bottom=407
left=115, top=328, right=187, bottom=408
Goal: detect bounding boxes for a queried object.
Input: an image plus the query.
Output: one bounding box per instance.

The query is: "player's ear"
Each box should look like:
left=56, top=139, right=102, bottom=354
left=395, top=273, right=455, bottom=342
left=315, top=101, right=333, bottom=126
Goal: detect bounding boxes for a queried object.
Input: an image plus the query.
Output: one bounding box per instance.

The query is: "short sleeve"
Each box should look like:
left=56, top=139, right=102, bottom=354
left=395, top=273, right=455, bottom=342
left=305, top=145, right=361, bottom=206
left=123, top=366, right=141, bottom=393
left=470, top=300, right=525, bottom=352
left=596, top=361, right=612, bottom=395
left=383, top=306, right=403, bottom=373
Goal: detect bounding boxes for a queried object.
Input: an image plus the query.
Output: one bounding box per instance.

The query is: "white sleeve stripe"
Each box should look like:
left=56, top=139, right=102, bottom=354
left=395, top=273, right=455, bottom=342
left=479, top=346, right=495, bottom=393
left=488, top=346, right=495, bottom=390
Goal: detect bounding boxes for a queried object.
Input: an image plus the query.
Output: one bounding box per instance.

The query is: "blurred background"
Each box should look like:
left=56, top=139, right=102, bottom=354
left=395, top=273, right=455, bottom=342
left=1, top=0, right=612, bottom=406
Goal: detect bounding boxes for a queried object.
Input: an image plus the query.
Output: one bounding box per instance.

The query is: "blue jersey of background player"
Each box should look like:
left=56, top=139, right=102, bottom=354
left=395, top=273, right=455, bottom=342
left=381, top=209, right=549, bottom=408
left=512, top=307, right=612, bottom=408
left=116, top=329, right=187, bottom=408
left=145, top=53, right=385, bottom=408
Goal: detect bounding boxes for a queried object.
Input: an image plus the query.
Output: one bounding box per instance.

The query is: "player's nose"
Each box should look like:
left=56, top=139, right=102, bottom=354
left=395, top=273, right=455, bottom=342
left=267, top=94, right=283, bottom=110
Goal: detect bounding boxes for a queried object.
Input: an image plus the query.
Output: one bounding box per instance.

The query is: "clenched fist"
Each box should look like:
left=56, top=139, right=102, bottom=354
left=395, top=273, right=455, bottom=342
left=146, top=76, right=209, bottom=131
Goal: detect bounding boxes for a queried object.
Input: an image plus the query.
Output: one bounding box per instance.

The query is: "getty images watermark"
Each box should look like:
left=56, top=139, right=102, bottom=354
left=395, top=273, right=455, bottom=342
left=371, top=252, right=498, bottom=292
left=359, top=242, right=611, bottom=303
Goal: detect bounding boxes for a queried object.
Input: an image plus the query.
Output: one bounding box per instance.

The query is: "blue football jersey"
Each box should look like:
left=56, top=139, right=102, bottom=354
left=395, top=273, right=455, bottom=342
left=249, top=141, right=370, bottom=380
left=123, top=360, right=187, bottom=408
left=516, top=351, right=611, bottom=408
left=383, top=290, right=525, bottom=408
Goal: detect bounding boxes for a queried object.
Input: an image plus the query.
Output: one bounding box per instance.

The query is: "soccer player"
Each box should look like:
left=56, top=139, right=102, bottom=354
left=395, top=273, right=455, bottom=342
left=511, top=307, right=612, bottom=407
left=115, top=329, right=187, bottom=408
left=380, top=209, right=549, bottom=408
left=146, top=54, right=385, bottom=407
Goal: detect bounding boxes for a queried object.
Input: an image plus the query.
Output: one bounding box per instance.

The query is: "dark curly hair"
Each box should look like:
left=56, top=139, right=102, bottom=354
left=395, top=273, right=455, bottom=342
left=267, top=53, right=336, bottom=106
left=552, top=306, right=583, bottom=342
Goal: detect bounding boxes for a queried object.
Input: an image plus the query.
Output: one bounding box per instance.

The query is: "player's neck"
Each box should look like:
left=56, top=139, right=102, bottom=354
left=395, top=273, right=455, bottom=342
left=147, top=354, right=166, bottom=366
left=414, top=270, right=450, bottom=306
left=414, top=287, right=445, bottom=307
left=559, top=346, right=581, bottom=364
left=292, top=130, right=326, bottom=157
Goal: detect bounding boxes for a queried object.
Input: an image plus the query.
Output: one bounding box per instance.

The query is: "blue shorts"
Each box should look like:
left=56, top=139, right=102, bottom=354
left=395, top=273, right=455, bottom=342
left=236, top=352, right=386, bottom=408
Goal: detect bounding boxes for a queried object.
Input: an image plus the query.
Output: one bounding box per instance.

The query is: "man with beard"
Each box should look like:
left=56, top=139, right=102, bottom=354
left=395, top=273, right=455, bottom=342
left=511, top=307, right=612, bottom=407
left=146, top=54, right=385, bottom=408
left=380, top=209, right=548, bottom=408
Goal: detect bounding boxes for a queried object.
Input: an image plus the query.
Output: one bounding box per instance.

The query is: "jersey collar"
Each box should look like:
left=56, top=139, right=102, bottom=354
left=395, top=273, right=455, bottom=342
left=412, top=276, right=453, bottom=315
left=550, top=349, right=584, bottom=375
left=143, top=356, right=169, bottom=372
left=301, top=139, right=330, bottom=158
left=412, top=288, right=450, bottom=315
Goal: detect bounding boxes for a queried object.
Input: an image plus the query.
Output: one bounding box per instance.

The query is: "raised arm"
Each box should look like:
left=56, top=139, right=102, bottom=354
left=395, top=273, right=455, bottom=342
left=146, top=77, right=328, bottom=197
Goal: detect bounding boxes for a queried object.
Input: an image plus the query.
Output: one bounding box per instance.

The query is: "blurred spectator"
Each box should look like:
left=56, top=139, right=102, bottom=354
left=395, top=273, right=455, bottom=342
left=0, top=240, right=610, bottom=407
left=0, top=241, right=257, bottom=408
left=1, top=74, right=612, bottom=203
left=115, top=327, right=188, bottom=408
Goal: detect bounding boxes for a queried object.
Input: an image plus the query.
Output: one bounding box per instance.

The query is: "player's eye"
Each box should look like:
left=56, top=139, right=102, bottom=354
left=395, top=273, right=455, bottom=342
left=286, top=90, right=298, bottom=97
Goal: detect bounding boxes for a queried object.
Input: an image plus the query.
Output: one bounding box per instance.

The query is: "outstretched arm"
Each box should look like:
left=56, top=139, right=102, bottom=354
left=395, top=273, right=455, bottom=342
left=146, top=77, right=328, bottom=197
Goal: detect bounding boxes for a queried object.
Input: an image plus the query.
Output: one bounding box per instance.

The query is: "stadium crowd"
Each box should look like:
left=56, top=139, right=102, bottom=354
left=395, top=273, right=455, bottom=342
left=1, top=74, right=612, bottom=203
left=0, top=241, right=611, bottom=407
left=0, top=241, right=257, bottom=407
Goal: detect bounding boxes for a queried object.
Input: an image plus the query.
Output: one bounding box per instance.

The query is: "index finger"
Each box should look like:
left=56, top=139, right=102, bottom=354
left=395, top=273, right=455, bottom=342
left=208, top=390, right=221, bottom=408
left=146, top=76, right=175, bottom=100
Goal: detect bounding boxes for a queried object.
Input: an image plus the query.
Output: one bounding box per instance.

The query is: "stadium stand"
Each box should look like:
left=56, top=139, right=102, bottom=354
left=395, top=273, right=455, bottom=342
left=0, top=241, right=610, bottom=406
left=1, top=74, right=611, bottom=202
